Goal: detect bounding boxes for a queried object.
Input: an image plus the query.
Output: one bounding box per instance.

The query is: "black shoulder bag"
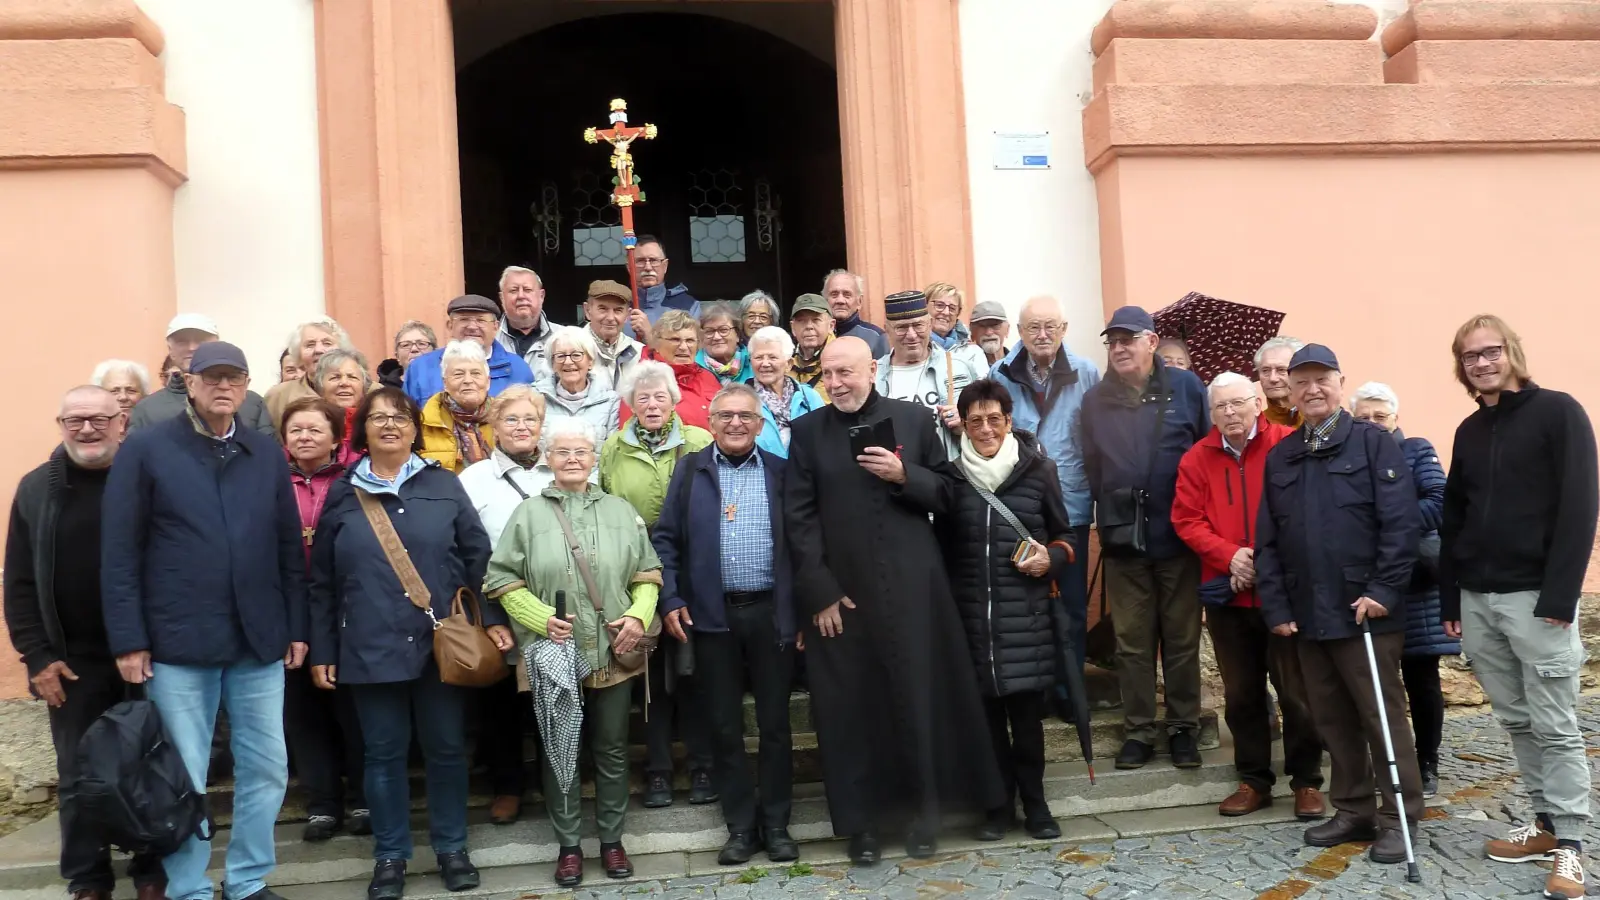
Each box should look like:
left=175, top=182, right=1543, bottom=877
left=1095, top=385, right=1170, bottom=558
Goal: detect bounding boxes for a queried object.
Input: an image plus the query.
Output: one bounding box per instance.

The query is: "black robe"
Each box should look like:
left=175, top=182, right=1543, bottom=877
left=785, top=391, right=1005, bottom=834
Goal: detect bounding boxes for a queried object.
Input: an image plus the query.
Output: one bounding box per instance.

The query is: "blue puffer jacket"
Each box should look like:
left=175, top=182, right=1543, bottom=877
left=1398, top=432, right=1458, bottom=657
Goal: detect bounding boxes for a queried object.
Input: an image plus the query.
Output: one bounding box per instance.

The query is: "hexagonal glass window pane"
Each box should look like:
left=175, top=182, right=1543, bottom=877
left=573, top=226, right=627, bottom=267
left=688, top=215, right=746, bottom=263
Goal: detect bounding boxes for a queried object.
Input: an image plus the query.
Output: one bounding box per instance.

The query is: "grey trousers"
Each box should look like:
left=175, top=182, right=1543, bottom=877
left=1105, top=554, right=1203, bottom=742
left=1461, top=589, right=1591, bottom=839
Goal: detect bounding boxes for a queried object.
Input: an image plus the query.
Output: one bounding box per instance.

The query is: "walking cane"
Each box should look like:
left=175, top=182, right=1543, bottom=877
left=1361, top=620, right=1422, bottom=884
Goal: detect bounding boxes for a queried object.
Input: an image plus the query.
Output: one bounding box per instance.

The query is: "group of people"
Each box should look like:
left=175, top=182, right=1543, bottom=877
left=3, top=232, right=1594, bottom=900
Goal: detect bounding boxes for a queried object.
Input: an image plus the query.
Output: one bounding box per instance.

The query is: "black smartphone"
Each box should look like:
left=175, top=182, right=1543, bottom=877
left=848, top=417, right=897, bottom=457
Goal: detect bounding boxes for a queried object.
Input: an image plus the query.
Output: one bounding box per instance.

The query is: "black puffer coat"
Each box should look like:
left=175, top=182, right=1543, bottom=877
left=940, top=431, right=1075, bottom=697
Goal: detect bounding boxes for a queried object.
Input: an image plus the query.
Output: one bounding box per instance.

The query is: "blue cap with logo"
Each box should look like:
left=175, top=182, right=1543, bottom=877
left=1100, top=305, right=1155, bottom=336
left=1287, top=343, right=1340, bottom=372
left=189, top=341, right=250, bottom=375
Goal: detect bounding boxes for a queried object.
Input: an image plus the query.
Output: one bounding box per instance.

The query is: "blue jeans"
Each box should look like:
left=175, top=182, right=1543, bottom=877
left=147, top=659, right=288, bottom=900
left=349, top=664, right=469, bottom=861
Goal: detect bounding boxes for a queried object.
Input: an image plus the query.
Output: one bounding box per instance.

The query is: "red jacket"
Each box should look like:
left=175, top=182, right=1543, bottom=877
left=619, top=348, right=720, bottom=431
left=1171, top=417, right=1293, bottom=608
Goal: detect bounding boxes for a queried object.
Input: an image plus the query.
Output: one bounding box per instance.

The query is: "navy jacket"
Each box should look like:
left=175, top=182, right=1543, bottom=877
left=1397, top=432, right=1457, bottom=657
left=1080, top=357, right=1209, bottom=559
left=101, top=412, right=306, bottom=665
left=307, top=463, right=498, bottom=684
left=1256, top=413, right=1422, bottom=643
left=653, top=446, right=796, bottom=644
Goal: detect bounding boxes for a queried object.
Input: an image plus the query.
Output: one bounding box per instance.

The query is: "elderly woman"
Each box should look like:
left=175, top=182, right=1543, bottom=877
left=743, top=326, right=824, bottom=458
left=536, top=326, right=621, bottom=443
left=631, top=309, right=720, bottom=430
left=738, top=290, right=780, bottom=342
left=420, top=340, right=496, bottom=473
left=92, top=359, right=151, bottom=412
left=598, top=360, right=715, bottom=810
left=311, top=348, right=373, bottom=462
left=378, top=320, right=438, bottom=389
left=1352, top=381, right=1452, bottom=799
left=266, top=316, right=355, bottom=432
left=942, top=379, right=1074, bottom=843
left=1157, top=338, right=1193, bottom=372
left=278, top=396, right=368, bottom=843
left=486, top=418, right=662, bottom=888
left=694, top=302, right=751, bottom=385
left=308, top=387, right=508, bottom=900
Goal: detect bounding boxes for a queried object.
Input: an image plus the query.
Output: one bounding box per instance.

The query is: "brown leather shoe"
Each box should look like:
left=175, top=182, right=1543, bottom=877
left=488, top=794, right=522, bottom=825
left=1294, top=787, right=1327, bottom=820
left=553, top=851, right=583, bottom=888
left=1218, top=783, right=1271, bottom=817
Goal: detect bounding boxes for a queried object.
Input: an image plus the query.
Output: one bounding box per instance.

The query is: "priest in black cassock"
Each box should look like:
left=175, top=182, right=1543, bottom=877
left=785, top=330, right=1006, bottom=865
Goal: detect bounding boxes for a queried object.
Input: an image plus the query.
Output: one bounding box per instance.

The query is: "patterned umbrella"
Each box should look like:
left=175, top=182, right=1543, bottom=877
left=1152, top=291, right=1286, bottom=383
left=525, top=591, right=591, bottom=802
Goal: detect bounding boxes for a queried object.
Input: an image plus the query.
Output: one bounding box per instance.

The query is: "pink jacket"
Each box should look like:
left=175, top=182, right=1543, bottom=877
left=288, top=450, right=350, bottom=568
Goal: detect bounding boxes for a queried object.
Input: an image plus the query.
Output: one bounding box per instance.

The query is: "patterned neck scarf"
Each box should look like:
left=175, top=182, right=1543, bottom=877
left=636, top=415, right=676, bottom=453
left=756, top=378, right=794, bottom=429
left=505, top=448, right=540, bottom=469
left=702, top=352, right=742, bottom=380
left=444, top=393, right=492, bottom=466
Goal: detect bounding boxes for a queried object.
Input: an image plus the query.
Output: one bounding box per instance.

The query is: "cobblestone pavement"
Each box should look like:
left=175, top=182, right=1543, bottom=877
left=548, top=697, right=1600, bottom=899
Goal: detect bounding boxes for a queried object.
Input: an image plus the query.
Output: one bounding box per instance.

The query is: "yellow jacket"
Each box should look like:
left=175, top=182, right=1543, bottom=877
left=419, top=392, right=495, bottom=474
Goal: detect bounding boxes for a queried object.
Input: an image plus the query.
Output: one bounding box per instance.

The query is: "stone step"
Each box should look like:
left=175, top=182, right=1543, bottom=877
left=0, top=739, right=1295, bottom=898
left=201, top=704, right=1223, bottom=826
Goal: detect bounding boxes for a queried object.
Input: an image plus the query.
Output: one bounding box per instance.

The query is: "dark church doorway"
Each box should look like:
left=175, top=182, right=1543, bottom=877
left=456, top=13, right=847, bottom=323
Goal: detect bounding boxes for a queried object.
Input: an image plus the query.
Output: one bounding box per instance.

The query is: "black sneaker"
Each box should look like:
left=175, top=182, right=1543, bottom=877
left=348, top=808, right=373, bottom=836
left=367, top=860, right=405, bottom=900
left=436, top=851, right=480, bottom=893
left=689, top=769, right=719, bottom=805
left=1115, top=738, right=1155, bottom=770
left=303, top=815, right=340, bottom=843
left=643, top=773, right=673, bottom=808
left=1169, top=730, right=1202, bottom=769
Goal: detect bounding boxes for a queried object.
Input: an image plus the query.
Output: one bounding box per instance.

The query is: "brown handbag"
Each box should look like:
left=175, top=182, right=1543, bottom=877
left=356, top=491, right=508, bottom=688
left=546, top=497, right=660, bottom=679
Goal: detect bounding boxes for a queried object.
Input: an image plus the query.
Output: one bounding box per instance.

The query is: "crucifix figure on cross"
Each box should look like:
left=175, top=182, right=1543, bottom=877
left=584, top=98, right=658, bottom=308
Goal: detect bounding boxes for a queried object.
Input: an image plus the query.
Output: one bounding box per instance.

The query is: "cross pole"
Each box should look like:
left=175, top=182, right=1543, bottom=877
left=584, top=98, right=657, bottom=309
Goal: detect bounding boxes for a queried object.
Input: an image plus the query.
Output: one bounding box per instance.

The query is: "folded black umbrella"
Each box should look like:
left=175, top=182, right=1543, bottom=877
left=1048, top=593, right=1096, bottom=784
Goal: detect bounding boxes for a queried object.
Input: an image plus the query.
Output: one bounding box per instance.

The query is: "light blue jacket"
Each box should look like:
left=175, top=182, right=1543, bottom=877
left=989, top=343, right=1100, bottom=526
left=744, top=377, right=827, bottom=459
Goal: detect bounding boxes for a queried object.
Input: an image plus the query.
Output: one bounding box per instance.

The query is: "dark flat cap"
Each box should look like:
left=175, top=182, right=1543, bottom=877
left=447, top=294, right=499, bottom=315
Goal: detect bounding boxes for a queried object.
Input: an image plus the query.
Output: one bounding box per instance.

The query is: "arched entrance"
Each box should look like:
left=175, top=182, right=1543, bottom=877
left=314, top=0, right=973, bottom=355
left=456, top=13, right=846, bottom=318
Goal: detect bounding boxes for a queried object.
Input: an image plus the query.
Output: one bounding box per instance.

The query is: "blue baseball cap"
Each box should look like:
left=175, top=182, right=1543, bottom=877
left=1287, top=343, right=1340, bottom=372
left=1101, top=305, right=1155, bottom=336
left=189, top=341, right=249, bottom=375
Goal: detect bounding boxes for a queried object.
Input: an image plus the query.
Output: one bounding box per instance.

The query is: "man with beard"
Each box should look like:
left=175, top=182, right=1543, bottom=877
left=6, top=388, right=168, bottom=900
left=786, top=293, right=835, bottom=401
left=785, top=336, right=1004, bottom=865
left=969, top=301, right=1012, bottom=366
left=494, top=265, right=556, bottom=381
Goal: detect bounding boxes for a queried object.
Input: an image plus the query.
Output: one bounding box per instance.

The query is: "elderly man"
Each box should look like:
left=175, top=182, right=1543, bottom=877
left=1255, top=336, right=1305, bottom=428
left=1439, top=317, right=1595, bottom=899
left=786, top=336, right=1003, bottom=864
left=655, top=384, right=799, bottom=867
left=628, top=235, right=700, bottom=337
left=5, top=387, right=167, bottom=900
left=129, top=313, right=273, bottom=434
left=264, top=317, right=355, bottom=430
left=103, top=342, right=306, bottom=900
left=1257, top=344, right=1423, bottom=865
left=404, top=294, right=535, bottom=404
left=924, top=283, right=988, bottom=371
left=495, top=265, right=555, bottom=380
left=787, top=293, right=834, bottom=400
left=377, top=320, right=438, bottom=389
left=990, top=295, right=1098, bottom=671
left=583, top=279, right=647, bottom=391
left=821, top=270, right=888, bottom=358
left=1172, top=372, right=1325, bottom=820
left=874, top=290, right=984, bottom=460
left=1080, top=305, right=1209, bottom=770
left=969, top=301, right=1012, bottom=367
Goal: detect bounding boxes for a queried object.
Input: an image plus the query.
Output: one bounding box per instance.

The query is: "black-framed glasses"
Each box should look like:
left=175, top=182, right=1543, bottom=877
left=59, top=415, right=115, bottom=431
left=200, top=371, right=248, bottom=387
left=1460, top=345, right=1504, bottom=366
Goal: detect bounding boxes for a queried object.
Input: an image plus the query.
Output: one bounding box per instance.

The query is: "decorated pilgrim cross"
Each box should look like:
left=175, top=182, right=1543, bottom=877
left=584, top=98, right=658, bottom=308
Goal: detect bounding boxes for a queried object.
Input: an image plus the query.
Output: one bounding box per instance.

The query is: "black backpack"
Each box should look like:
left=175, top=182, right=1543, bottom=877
left=73, top=698, right=210, bottom=856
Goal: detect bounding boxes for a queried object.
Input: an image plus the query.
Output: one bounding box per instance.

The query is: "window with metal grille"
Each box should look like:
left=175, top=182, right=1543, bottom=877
left=686, top=168, right=746, bottom=263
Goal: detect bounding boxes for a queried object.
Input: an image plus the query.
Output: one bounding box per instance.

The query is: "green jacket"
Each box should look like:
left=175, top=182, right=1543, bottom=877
left=485, top=484, right=661, bottom=673
left=598, top=417, right=713, bottom=525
